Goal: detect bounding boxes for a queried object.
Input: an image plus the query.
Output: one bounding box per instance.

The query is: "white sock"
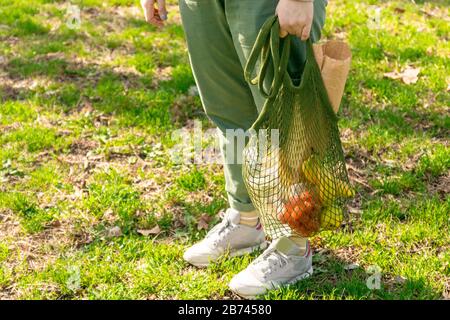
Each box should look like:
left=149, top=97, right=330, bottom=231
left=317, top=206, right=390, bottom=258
left=287, top=236, right=308, bottom=256
left=239, top=210, right=259, bottom=227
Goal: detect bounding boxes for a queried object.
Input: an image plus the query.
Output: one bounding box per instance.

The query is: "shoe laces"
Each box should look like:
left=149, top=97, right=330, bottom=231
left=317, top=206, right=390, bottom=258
left=205, top=209, right=237, bottom=245
left=253, top=248, right=289, bottom=278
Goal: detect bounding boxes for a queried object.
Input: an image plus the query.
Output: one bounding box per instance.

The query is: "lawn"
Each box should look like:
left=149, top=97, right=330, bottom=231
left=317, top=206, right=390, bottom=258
left=0, top=0, right=448, bottom=299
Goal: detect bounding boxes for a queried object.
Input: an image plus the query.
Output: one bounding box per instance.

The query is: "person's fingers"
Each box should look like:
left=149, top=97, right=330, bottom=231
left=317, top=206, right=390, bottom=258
left=278, top=15, right=311, bottom=39
left=277, top=12, right=288, bottom=38
left=279, top=28, right=289, bottom=38
left=151, top=17, right=164, bottom=27
left=293, top=24, right=305, bottom=39
left=279, top=20, right=298, bottom=38
left=152, top=8, right=164, bottom=26
left=141, top=0, right=155, bottom=23
left=157, top=0, right=167, bottom=21
left=300, top=23, right=312, bottom=41
left=150, top=7, right=164, bottom=27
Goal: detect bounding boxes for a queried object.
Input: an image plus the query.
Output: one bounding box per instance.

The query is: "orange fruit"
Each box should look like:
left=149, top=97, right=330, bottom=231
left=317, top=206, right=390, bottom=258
left=278, top=190, right=322, bottom=236
left=299, top=190, right=313, bottom=203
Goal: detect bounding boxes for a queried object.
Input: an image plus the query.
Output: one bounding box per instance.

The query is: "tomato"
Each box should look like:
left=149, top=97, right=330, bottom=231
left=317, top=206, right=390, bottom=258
left=299, top=190, right=313, bottom=202
left=277, top=210, right=289, bottom=223
left=278, top=190, right=321, bottom=236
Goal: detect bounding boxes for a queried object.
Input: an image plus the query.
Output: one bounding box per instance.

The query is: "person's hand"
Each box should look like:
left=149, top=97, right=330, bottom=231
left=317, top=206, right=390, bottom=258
left=276, top=0, right=314, bottom=40
left=140, top=0, right=167, bottom=27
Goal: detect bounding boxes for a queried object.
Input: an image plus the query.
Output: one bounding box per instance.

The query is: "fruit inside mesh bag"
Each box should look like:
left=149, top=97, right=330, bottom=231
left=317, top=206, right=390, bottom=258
left=277, top=190, right=321, bottom=237
left=276, top=154, right=355, bottom=236
left=301, top=154, right=355, bottom=205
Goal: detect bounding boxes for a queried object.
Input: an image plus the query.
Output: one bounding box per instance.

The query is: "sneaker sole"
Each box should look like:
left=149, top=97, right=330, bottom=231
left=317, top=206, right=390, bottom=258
left=187, top=241, right=268, bottom=268
left=232, top=266, right=314, bottom=300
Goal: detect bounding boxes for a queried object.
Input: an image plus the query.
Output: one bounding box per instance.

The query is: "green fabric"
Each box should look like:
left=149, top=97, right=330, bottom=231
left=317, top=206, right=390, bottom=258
left=179, top=0, right=327, bottom=212
left=242, top=16, right=354, bottom=239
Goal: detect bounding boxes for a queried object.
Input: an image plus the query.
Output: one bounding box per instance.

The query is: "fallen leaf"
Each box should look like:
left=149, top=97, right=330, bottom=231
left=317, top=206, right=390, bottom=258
left=106, top=226, right=122, bottom=238
left=73, top=231, right=93, bottom=247
left=197, top=220, right=209, bottom=230
left=401, top=67, right=420, bottom=84
left=151, top=66, right=172, bottom=86
left=384, top=66, right=420, bottom=84
left=383, top=71, right=401, bottom=80
left=137, top=225, right=161, bottom=236
left=49, top=220, right=62, bottom=228
left=197, top=213, right=212, bottom=231
left=419, top=8, right=442, bottom=18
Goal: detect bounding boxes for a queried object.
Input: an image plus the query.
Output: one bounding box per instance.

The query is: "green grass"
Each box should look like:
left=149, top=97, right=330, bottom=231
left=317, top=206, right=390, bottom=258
left=0, top=0, right=448, bottom=299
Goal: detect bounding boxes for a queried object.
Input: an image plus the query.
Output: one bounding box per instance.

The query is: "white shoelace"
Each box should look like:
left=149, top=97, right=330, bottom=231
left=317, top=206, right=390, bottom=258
left=253, top=249, right=289, bottom=277
left=205, top=210, right=236, bottom=245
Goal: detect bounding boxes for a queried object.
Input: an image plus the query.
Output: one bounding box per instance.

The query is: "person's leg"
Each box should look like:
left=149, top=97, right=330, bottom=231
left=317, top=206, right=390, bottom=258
left=179, top=0, right=266, bottom=267
left=225, top=0, right=328, bottom=298
left=179, top=0, right=257, bottom=213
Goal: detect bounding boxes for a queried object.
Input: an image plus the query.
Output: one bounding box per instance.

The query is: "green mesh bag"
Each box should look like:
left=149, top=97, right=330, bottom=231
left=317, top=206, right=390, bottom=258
left=243, top=16, right=355, bottom=239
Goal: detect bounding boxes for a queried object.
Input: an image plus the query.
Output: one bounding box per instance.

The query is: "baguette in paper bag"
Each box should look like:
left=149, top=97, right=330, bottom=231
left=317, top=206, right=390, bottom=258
left=313, top=41, right=352, bottom=114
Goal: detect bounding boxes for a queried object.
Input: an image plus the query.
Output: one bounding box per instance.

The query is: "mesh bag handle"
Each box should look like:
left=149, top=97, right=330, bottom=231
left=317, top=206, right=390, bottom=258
left=245, top=16, right=335, bottom=131
left=244, top=15, right=291, bottom=100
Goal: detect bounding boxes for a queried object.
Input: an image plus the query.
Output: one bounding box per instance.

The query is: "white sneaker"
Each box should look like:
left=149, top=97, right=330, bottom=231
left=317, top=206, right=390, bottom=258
left=229, top=237, right=313, bottom=299
left=183, top=208, right=267, bottom=267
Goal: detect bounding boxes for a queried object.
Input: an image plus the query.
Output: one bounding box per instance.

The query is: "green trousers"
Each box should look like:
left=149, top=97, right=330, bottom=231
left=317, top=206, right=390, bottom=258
left=179, top=0, right=327, bottom=212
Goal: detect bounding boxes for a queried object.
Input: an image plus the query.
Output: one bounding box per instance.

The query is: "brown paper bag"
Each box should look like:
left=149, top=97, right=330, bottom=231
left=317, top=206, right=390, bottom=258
left=313, top=40, right=352, bottom=114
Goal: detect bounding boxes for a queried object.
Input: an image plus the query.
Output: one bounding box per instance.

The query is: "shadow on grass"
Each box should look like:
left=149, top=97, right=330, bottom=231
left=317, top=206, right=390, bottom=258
left=1, top=52, right=201, bottom=130
left=0, top=6, right=196, bottom=129
left=262, top=250, right=443, bottom=300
